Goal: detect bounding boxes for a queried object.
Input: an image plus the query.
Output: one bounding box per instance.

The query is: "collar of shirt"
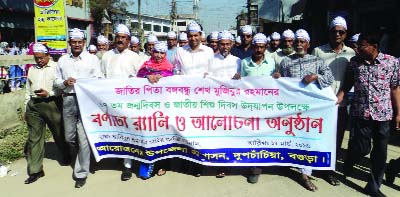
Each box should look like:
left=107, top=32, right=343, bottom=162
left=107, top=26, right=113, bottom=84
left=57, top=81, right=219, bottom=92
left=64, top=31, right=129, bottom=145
left=216, top=53, right=232, bottom=59
left=288, top=53, right=311, bottom=60
left=363, top=52, right=384, bottom=65
left=249, top=56, right=269, bottom=66
left=34, top=61, right=52, bottom=69
left=322, top=43, right=352, bottom=54
left=183, top=44, right=207, bottom=52
left=68, top=51, right=88, bottom=60
left=113, top=48, right=130, bottom=54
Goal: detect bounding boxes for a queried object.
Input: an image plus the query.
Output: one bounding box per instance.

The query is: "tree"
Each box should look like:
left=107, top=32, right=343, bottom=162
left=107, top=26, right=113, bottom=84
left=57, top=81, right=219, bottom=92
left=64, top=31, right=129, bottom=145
left=89, top=0, right=132, bottom=34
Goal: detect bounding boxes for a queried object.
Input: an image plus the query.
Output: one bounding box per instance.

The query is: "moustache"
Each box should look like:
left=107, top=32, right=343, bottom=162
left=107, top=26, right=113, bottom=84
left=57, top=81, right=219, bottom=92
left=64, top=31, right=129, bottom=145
left=117, top=41, right=123, bottom=45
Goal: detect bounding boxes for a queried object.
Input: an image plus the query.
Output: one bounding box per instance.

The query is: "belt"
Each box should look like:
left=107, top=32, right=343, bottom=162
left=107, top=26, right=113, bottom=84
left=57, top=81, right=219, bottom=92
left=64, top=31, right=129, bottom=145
left=62, top=93, right=76, bottom=97
left=31, top=96, right=57, bottom=103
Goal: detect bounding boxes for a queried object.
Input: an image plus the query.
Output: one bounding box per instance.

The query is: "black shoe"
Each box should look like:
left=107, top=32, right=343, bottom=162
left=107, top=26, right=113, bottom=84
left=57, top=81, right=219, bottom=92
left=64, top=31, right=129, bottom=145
left=364, top=187, right=386, bottom=197
left=24, top=171, right=45, bottom=184
left=193, top=166, right=202, bottom=177
left=60, top=156, right=72, bottom=166
left=385, top=159, right=396, bottom=185
left=247, top=174, right=259, bottom=184
left=343, top=164, right=353, bottom=178
left=194, top=170, right=202, bottom=177
left=74, top=178, right=87, bottom=188
left=121, top=167, right=132, bottom=181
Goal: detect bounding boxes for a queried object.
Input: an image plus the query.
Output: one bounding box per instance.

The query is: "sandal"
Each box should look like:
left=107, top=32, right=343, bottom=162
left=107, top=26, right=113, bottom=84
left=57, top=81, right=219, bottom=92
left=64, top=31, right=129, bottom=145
left=157, top=169, right=166, bottom=176
left=325, top=174, right=340, bottom=186
left=300, top=176, right=318, bottom=192
left=216, top=168, right=226, bottom=178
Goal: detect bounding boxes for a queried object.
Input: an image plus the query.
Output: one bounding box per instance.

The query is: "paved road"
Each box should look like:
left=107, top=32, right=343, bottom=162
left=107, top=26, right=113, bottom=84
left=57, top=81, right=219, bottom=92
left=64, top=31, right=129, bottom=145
left=1, top=131, right=400, bottom=197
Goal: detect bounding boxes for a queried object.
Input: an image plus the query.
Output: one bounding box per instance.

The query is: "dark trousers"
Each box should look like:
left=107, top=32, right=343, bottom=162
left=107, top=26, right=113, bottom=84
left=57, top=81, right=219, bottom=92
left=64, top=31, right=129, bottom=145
left=337, top=107, right=348, bottom=154
left=25, top=96, right=69, bottom=174
left=344, top=117, right=391, bottom=192
left=389, top=157, right=400, bottom=174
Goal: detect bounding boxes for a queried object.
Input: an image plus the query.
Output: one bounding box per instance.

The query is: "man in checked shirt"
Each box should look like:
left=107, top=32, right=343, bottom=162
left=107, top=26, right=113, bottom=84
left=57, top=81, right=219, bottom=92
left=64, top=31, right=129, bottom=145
left=275, top=29, right=334, bottom=192
left=337, top=32, right=400, bottom=197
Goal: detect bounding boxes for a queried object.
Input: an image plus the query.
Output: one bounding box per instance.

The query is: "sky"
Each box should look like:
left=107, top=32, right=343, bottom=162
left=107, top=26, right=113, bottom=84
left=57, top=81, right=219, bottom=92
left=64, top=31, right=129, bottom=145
left=128, top=0, right=247, bottom=33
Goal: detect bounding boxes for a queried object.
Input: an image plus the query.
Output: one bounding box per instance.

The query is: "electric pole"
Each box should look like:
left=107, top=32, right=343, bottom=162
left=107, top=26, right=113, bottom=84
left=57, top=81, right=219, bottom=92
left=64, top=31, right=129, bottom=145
left=138, top=0, right=144, bottom=48
left=171, top=0, right=177, bottom=33
left=193, top=0, right=199, bottom=21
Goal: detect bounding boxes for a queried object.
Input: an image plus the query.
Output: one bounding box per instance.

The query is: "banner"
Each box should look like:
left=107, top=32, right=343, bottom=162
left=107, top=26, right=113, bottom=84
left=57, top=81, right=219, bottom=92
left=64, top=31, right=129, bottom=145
left=75, top=76, right=338, bottom=170
left=34, top=0, right=68, bottom=54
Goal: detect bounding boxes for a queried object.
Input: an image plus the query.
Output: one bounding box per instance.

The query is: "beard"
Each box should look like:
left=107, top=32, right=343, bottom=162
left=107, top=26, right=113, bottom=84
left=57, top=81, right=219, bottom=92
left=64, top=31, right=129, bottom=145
left=220, top=51, right=230, bottom=58
left=295, top=47, right=305, bottom=55
left=282, top=47, right=293, bottom=55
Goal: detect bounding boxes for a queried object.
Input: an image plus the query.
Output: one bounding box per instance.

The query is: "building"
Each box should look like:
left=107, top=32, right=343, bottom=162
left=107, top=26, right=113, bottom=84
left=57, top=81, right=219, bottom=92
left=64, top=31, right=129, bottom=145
left=172, top=14, right=197, bottom=33
left=65, top=0, right=93, bottom=42
left=0, top=0, right=34, bottom=44
left=106, top=10, right=172, bottom=42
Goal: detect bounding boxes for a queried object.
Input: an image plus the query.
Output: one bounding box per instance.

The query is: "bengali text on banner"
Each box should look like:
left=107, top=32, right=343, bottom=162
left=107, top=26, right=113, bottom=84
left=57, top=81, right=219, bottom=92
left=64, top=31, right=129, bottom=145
left=75, top=76, right=338, bottom=170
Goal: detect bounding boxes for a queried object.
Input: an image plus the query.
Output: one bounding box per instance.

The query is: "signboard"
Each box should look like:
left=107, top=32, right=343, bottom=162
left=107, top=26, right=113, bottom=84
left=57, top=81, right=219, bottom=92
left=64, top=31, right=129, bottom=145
left=34, top=0, right=68, bottom=54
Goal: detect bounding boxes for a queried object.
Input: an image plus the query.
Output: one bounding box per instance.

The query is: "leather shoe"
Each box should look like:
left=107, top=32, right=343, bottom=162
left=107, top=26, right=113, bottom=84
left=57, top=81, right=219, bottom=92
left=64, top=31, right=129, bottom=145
left=385, top=159, right=396, bottom=185
left=364, top=187, right=386, bottom=197
left=343, top=163, right=353, bottom=178
left=74, top=178, right=87, bottom=188
left=60, top=156, right=71, bottom=166
left=121, top=167, right=132, bottom=181
left=24, top=171, right=45, bottom=184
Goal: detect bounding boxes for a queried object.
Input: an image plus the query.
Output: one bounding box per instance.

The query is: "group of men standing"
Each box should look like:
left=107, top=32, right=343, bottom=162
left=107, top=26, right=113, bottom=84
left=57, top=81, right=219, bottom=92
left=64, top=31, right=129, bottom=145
left=23, top=16, right=400, bottom=197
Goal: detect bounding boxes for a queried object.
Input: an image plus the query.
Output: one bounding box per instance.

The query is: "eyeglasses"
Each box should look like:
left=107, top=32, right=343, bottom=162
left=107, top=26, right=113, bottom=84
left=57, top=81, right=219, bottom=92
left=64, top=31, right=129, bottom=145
left=330, top=30, right=346, bottom=35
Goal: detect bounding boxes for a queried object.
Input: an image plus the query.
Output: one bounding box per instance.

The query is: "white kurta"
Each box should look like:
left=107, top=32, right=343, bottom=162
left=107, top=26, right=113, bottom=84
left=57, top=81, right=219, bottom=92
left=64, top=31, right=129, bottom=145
left=55, top=51, right=103, bottom=93
left=208, top=53, right=241, bottom=79
left=101, top=48, right=141, bottom=78
left=173, top=44, right=214, bottom=76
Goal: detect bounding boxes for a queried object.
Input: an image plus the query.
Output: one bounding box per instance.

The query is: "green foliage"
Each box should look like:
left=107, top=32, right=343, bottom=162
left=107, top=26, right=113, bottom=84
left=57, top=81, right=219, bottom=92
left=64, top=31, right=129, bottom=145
left=0, top=125, right=51, bottom=164
left=89, top=0, right=133, bottom=33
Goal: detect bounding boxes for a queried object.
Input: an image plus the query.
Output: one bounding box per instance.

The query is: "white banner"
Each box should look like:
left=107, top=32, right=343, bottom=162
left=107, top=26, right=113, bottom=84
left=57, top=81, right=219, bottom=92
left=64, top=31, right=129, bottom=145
left=75, top=76, right=338, bottom=170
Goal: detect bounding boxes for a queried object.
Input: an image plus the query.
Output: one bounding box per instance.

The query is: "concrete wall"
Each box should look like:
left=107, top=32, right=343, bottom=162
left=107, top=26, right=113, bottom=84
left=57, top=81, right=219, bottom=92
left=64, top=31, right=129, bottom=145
left=0, top=90, right=24, bottom=132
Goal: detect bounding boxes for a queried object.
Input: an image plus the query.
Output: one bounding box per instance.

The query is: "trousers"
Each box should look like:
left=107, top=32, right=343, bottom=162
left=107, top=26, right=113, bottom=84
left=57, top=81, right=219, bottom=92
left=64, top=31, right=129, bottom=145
left=63, top=95, right=91, bottom=179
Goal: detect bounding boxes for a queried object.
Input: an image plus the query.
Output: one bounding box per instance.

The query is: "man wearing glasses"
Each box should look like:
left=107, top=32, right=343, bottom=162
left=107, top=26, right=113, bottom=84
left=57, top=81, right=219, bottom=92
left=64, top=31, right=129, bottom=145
left=55, top=28, right=103, bottom=188
left=231, top=25, right=255, bottom=60
left=337, top=32, right=400, bottom=197
left=312, top=16, right=355, bottom=186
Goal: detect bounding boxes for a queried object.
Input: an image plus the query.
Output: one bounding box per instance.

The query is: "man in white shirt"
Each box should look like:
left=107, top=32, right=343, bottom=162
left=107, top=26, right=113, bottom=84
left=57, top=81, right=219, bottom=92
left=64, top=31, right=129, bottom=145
left=54, top=28, right=103, bottom=188
left=24, top=43, right=70, bottom=184
left=130, top=36, right=147, bottom=67
left=166, top=31, right=178, bottom=65
left=96, top=35, right=109, bottom=59
left=271, top=29, right=296, bottom=71
left=266, top=32, right=281, bottom=55
left=144, top=34, right=158, bottom=57
left=173, top=21, right=214, bottom=176
left=88, top=45, right=97, bottom=55
left=178, top=32, right=188, bottom=47
left=174, top=21, right=214, bottom=77
left=209, top=30, right=241, bottom=79
left=207, top=31, right=220, bottom=54
left=101, top=24, right=141, bottom=78
left=102, top=24, right=141, bottom=181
